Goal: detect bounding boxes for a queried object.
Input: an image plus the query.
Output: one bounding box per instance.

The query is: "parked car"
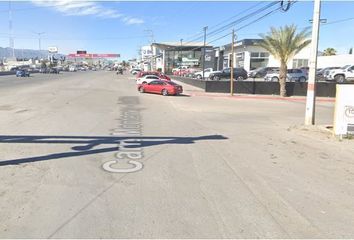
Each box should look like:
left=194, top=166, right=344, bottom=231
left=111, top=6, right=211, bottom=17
left=316, top=67, right=340, bottom=81
left=39, top=68, right=47, bottom=73
left=130, top=68, right=142, bottom=75
left=16, top=69, right=30, bottom=77
left=49, top=68, right=60, bottom=74
left=136, top=75, right=162, bottom=85
left=209, top=67, right=248, bottom=81
left=326, top=65, right=354, bottom=82
left=178, top=68, right=198, bottom=78
left=172, top=66, right=189, bottom=73
left=264, top=68, right=307, bottom=82
left=173, top=68, right=190, bottom=76
left=69, top=66, right=77, bottom=72
left=300, top=67, right=309, bottom=75
left=136, top=71, right=171, bottom=81
left=194, top=68, right=218, bottom=79
left=248, top=67, right=279, bottom=78
left=138, top=80, right=183, bottom=96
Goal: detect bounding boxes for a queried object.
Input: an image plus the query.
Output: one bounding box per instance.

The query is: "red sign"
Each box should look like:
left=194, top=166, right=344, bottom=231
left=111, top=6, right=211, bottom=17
left=67, top=53, right=120, bottom=58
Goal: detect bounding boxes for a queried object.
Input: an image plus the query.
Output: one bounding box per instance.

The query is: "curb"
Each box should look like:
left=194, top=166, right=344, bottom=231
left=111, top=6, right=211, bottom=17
left=186, top=91, right=335, bottom=103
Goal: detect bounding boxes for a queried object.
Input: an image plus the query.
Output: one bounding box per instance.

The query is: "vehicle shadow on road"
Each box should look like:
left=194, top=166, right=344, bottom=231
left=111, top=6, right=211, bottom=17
left=0, top=135, right=227, bottom=166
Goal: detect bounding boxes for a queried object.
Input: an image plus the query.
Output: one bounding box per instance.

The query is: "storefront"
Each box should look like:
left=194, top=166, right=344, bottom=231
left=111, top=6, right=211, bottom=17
left=215, top=38, right=311, bottom=72
left=150, top=42, right=214, bottom=73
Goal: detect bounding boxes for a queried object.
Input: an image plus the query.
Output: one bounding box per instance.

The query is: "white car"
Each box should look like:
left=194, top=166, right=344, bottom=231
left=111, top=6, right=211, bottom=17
left=130, top=68, right=142, bottom=75
left=264, top=69, right=307, bottom=82
left=326, top=65, right=354, bottom=82
left=172, top=66, right=189, bottom=73
left=194, top=68, right=220, bottom=79
left=69, top=66, right=77, bottom=72
left=136, top=75, right=161, bottom=85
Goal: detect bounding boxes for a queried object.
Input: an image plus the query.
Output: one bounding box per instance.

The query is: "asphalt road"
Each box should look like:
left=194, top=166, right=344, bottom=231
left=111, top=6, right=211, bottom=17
left=1, top=71, right=354, bottom=238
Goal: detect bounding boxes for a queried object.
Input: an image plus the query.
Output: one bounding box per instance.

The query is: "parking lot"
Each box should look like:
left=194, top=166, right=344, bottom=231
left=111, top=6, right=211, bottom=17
left=1, top=71, right=354, bottom=238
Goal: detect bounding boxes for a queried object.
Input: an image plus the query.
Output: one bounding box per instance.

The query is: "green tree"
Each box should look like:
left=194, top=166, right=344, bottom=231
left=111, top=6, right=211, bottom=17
left=349, top=48, right=353, bottom=55
left=323, top=48, right=337, bottom=56
left=259, top=25, right=311, bottom=97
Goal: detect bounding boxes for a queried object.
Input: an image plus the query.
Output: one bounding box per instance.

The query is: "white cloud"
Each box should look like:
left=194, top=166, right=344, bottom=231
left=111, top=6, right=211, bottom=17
left=32, top=0, right=143, bottom=25
left=123, top=17, right=144, bottom=25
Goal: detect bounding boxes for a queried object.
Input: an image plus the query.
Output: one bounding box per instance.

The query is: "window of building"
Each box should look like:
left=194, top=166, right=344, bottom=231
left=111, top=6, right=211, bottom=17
left=250, top=52, right=269, bottom=70
left=293, top=59, right=309, bottom=68
left=250, top=52, right=269, bottom=58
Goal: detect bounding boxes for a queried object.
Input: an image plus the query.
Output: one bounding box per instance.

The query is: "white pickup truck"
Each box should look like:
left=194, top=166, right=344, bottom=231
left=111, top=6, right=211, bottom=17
left=326, top=65, right=354, bottom=82
left=194, top=68, right=219, bottom=79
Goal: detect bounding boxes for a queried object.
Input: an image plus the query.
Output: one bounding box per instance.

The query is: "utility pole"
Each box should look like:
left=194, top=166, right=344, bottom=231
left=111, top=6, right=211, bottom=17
left=8, top=1, right=15, bottom=59
left=305, top=0, right=321, bottom=125
left=144, top=29, right=154, bottom=71
left=202, top=26, right=208, bottom=80
left=180, top=38, right=183, bottom=76
left=33, top=32, right=45, bottom=51
left=230, top=29, right=235, bottom=96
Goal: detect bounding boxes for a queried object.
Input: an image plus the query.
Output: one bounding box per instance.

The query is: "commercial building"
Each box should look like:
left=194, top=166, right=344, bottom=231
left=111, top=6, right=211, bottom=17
left=141, top=42, right=215, bottom=73
left=141, top=38, right=354, bottom=74
left=214, top=39, right=312, bottom=72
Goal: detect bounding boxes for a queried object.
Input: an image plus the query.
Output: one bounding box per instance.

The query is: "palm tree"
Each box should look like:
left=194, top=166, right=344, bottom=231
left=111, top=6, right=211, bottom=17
left=259, top=25, right=311, bottom=97
left=323, top=48, right=337, bottom=56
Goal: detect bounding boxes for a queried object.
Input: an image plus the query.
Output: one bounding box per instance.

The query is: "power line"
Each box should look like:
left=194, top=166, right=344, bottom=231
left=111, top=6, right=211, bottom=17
left=181, top=1, right=266, bottom=43
left=207, top=1, right=280, bottom=38
left=179, top=1, right=296, bottom=55
left=182, top=1, right=280, bottom=45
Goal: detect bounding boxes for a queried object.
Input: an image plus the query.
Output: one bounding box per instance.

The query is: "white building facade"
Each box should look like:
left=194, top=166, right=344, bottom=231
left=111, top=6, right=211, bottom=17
left=215, top=39, right=313, bottom=72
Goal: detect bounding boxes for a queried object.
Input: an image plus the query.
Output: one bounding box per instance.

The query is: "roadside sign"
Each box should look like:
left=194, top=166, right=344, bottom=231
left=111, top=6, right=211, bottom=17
left=48, top=46, right=58, bottom=53
left=333, top=84, right=354, bottom=135
left=67, top=53, right=120, bottom=58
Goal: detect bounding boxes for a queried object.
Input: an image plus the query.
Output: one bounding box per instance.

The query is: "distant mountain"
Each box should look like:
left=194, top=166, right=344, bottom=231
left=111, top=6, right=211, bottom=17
left=0, top=46, right=52, bottom=59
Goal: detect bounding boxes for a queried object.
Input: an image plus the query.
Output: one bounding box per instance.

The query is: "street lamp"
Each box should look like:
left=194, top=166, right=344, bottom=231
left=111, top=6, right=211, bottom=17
left=33, top=31, right=45, bottom=51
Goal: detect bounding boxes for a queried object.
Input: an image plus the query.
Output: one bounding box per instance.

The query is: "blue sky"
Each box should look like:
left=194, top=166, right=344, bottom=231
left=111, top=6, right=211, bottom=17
left=0, top=1, right=353, bottom=60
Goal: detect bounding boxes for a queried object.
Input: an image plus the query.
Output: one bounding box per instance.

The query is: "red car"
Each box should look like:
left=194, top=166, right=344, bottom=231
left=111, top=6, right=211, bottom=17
left=138, top=80, right=183, bottom=96
left=136, top=71, right=171, bottom=81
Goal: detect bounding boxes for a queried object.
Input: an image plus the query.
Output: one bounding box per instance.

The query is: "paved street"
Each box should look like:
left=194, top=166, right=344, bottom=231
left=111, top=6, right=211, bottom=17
left=1, top=71, right=354, bottom=238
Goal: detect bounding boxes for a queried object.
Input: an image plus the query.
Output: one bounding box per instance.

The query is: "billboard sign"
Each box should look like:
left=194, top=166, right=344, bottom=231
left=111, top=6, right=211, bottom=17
left=67, top=53, right=120, bottom=58
left=48, top=46, right=58, bottom=53
left=141, top=46, right=153, bottom=60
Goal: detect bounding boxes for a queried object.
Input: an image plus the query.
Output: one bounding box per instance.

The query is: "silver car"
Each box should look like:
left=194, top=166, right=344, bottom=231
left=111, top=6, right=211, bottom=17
left=264, top=69, right=307, bottom=82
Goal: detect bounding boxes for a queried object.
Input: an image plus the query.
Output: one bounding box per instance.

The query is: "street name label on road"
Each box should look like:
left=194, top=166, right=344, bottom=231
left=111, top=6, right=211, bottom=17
left=103, top=96, right=144, bottom=173
left=334, top=84, right=354, bottom=135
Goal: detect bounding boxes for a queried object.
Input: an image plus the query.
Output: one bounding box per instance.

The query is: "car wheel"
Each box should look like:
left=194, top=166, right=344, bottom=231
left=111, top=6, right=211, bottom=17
left=213, top=76, right=220, bottom=81
left=271, top=76, right=279, bottom=82
left=139, top=87, right=144, bottom=93
left=162, top=89, right=169, bottom=96
left=255, top=73, right=261, bottom=78
left=237, top=76, right=244, bottom=81
left=335, top=75, right=345, bottom=83
left=142, top=81, right=147, bottom=84
left=196, top=75, right=202, bottom=79
left=299, top=77, right=306, bottom=82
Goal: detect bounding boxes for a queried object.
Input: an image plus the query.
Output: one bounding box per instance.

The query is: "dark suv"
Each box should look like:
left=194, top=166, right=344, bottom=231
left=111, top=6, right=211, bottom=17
left=248, top=67, right=279, bottom=78
left=209, top=67, right=248, bottom=81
